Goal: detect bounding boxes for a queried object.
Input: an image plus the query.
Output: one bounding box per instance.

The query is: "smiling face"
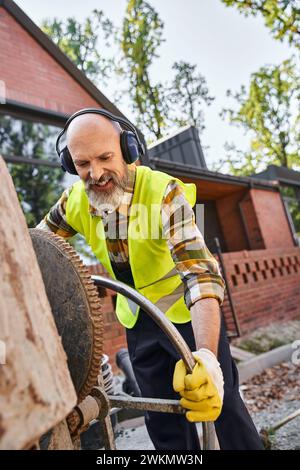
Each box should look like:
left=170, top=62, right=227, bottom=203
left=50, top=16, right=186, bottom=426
left=66, top=113, right=129, bottom=211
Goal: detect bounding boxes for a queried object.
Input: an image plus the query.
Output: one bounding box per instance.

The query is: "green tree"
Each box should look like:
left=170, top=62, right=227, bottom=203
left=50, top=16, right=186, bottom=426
left=41, top=10, right=115, bottom=84
left=0, top=116, right=65, bottom=227
left=167, top=61, right=214, bottom=133
left=121, top=0, right=168, bottom=139
left=220, top=58, right=300, bottom=175
left=42, top=4, right=213, bottom=143
left=221, top=0, right=300, bottom=50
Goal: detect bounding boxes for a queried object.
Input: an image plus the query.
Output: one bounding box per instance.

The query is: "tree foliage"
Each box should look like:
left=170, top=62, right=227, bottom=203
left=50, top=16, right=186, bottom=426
left=120, top=1, right=213, bottom=141
left=42, top=9, right=115, bottom=84
left=220, top=58, right=300, bottom=175
left=167, top=61, right=214, bottom=132
left=0, top=116, right=65, bottom=227
left=121, top=0, right=168, bottom=139
left=221, top=0, right=300, bottom=50
left=42, top=3, right=213, bottom=142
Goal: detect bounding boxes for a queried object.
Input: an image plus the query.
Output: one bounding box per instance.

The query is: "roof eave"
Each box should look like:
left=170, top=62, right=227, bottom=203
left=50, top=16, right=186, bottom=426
left=150, top=158, right=279, bottom=191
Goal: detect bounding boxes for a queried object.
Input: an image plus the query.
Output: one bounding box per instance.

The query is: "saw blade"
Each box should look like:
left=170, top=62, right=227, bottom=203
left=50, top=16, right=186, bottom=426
left=29, top=229, right=103, bottom=404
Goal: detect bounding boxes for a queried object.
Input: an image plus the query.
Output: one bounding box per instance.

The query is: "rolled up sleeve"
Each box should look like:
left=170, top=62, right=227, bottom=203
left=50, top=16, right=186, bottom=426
left=36, top=186, right=77, bottom=239
left=161, top=181, right=226, bottom=309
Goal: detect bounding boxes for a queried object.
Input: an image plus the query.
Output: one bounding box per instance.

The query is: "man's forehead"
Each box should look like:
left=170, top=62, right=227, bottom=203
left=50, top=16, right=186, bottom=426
left=66, top=113, right=121, bottom=142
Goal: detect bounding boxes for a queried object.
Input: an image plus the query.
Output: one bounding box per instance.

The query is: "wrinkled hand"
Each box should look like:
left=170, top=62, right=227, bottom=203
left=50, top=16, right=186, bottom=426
left=173, top=348, right=224, bottom=422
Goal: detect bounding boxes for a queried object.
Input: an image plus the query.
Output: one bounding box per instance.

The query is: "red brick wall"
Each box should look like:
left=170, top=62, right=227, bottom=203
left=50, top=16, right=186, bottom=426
left=216, top=188, right=294, bottom=253
left=222, top=247, right=300, bottom=334
left=0, top=7, right=100, bottom=114
left=239, top=192, right=264, bottom=249
left=250, top=189, right=294, bottom=249
left=216, top=190, right=248, bottom=252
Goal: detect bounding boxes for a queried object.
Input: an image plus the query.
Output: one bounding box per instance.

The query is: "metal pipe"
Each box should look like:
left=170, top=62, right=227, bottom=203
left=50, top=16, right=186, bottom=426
left=109, top=395, right=184, bottom=414
left=91, top=275, right=196, bottom=374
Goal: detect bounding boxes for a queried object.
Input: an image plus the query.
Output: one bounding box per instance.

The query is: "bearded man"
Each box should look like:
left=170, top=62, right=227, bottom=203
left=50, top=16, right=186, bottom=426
left=37, top=110, right=264, bottom=450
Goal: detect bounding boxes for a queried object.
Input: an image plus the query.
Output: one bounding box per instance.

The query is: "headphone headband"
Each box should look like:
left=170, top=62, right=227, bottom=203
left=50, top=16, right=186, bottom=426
left=56, top=108, right=144, bottom=157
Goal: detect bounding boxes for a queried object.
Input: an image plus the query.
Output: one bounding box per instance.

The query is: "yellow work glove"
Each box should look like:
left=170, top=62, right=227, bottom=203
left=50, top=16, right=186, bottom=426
left=173, top=348, right=224, bottom=422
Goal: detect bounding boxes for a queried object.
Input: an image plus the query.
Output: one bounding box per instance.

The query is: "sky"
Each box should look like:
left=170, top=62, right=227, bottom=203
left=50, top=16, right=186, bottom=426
left=15, top=0, right=295, bottom=168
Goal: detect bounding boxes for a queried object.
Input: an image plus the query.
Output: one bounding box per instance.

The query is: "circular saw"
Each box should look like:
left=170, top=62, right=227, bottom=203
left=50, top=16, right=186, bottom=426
left=29, top=229, right=103, bottom=404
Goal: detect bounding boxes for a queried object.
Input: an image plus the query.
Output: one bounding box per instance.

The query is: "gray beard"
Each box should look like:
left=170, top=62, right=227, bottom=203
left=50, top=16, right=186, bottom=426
left=84, top=165, right=128, bottom=214
left=85, top=184, right=125, bottom=213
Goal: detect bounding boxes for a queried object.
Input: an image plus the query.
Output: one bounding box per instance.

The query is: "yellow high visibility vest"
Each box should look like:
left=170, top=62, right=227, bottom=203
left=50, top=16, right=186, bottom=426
left=66, top=165, right=197, bottom=328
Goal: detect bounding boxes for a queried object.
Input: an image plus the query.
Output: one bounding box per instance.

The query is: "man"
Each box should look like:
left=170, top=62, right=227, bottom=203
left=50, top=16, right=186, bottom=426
left=37, top=111, right=263, bottom=450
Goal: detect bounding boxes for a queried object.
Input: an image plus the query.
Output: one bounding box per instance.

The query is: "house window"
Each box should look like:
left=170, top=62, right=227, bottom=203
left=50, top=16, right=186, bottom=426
left=0, top=114, right=77, bottom=226
left=0, top=113, right=97, bottom=265
left=280, top=185, right=300, bottom=245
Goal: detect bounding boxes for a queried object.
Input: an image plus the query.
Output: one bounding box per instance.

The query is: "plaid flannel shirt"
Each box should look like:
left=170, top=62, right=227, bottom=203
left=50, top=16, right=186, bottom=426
left=37, top=164, right=225, bottom=308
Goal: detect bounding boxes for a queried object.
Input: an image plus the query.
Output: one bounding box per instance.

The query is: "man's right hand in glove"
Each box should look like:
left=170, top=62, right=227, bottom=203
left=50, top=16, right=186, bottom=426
left=173, top=348, right=224, bottom=422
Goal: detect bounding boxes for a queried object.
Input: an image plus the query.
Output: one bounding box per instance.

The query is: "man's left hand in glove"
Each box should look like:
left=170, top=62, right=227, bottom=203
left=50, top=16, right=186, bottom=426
left=173, top=348, right=224, bottom=422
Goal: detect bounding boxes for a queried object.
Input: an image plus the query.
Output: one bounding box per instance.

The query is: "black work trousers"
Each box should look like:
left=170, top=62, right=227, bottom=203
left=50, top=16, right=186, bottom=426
left=125, top=309, right=264, bottom=450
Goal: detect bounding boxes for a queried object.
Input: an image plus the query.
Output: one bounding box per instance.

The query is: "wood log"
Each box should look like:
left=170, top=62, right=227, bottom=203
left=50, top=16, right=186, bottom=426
left=0, top=156, right=77, bottom=450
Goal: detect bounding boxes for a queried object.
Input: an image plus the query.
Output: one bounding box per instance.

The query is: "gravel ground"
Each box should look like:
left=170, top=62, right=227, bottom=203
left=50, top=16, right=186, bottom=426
left=114, top=402, right=300, bottom=451
left=250, top=400, right=300, bottom=450
left=115, top=419, right=154, bottom=450
left=242, top=361, right=300, bottom=450
left=114, top=418, right=206, bottom=450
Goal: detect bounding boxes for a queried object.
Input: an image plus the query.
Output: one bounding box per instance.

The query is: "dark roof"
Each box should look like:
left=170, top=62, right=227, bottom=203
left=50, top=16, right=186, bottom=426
left=148, top=125, right=207, bottom=169
left=150, top=158, right=279, bottom=191
left=251, top=165, right=300, bottom=187
left=148, top=125, right=278, bottom=191
left=0, top=0, right=126, bottom=118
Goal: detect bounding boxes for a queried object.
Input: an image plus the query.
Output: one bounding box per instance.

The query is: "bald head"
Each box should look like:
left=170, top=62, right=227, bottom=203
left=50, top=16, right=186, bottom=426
left=66, top=113, right=122, bottom=151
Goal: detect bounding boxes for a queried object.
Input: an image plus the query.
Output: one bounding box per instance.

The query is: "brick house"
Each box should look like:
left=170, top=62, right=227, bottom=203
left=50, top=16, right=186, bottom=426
left=148, top=128, right=300, bottom=338
left=1, top=0, right=299, bottom=373
left=252, top=164, right=300, bottom=245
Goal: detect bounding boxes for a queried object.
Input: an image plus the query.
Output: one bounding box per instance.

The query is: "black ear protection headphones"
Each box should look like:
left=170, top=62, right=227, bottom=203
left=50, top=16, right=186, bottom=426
left=55, top=108, right=145, bottom=175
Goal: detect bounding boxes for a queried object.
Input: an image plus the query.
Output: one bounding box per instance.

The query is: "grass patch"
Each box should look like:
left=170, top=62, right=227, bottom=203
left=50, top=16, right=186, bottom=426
left=234, top=319, right=300, bottom=355
left=238, top=336, right=286, bottom=354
